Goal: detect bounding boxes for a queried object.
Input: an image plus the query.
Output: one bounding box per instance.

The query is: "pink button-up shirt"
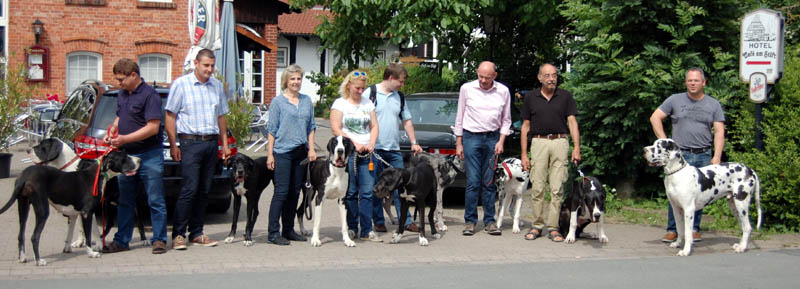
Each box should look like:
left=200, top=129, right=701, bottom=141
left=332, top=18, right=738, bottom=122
left=453, top=80, right=512, bottom=136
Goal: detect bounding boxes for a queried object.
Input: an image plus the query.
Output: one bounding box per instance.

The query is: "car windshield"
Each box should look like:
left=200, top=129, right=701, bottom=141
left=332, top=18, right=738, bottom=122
left=89, top=95, right=118, bottom=130
left=406, top=98, right=458, bottom=125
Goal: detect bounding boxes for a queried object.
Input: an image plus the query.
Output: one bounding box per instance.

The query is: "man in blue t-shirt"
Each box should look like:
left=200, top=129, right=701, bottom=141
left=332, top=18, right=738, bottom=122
left=650, top=67, right=726, bottom=243
left=103, top=58, right=168, bottom=254
left=365, top=63, right=423, bottom=233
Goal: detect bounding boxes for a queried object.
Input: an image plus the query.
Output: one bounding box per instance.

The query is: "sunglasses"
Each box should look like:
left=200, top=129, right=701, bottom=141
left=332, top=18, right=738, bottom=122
left=352, top=71, right=367, bottom=77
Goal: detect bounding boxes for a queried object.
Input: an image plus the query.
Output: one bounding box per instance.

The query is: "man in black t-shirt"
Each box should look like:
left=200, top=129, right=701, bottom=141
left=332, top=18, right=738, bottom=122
left=519, top=63, right=581, bottom=242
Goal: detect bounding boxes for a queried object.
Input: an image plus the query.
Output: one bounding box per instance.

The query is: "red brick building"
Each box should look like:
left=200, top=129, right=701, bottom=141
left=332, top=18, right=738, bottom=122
left=3, top=0, right=287, bottom=104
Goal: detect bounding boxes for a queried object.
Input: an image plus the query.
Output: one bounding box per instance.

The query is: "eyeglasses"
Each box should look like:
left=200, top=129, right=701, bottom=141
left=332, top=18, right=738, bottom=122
left=114, top=74, right=132, bottom=83
left=352, top=71, right=367, bottom=77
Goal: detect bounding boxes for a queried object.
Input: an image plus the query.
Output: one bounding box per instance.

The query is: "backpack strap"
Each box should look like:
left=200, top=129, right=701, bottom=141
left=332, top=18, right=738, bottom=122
left=370, top=84, right=405, bottom=119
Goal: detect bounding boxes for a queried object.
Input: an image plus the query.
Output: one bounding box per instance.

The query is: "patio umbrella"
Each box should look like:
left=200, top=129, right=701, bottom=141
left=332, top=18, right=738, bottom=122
left=182, top=0, right=220, bottom=73
left=215, top=0, right=241, bottom=99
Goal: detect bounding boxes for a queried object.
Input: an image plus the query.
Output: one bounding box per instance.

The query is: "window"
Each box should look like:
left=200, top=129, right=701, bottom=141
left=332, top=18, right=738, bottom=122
left=66, top=52, right=102, bottom=95
left=241, top=50, right=263, bottom=103
left=1, top=0, right=7, bottom=70
left=276, top=47, right=288, bottom=68
left=138, top=54, right=171, bottom=84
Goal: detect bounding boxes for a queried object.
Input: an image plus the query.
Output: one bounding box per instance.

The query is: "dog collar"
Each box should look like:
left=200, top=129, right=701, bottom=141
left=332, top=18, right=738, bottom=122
left=663, top=162, right=686, bottom=176
left=502, top=162, right=512, bottom=178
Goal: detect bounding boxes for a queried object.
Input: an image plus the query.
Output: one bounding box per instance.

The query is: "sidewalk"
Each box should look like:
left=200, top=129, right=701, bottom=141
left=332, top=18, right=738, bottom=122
left=1, top=120, right=799, bottom=280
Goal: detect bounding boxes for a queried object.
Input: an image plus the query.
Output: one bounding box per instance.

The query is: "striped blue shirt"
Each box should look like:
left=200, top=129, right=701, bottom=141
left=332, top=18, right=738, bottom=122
left=267, top=93, right=317, bottom=154
left=165, top=73, right=230, bottom=135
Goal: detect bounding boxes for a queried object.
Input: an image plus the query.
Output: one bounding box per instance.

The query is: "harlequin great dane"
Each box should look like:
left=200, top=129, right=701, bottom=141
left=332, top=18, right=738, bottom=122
left=408, top=152, right=465, bottom=231
left=494, top=158, right=529, bottom=234
left=644, top=139, right=762, bottom=256
left=304, top=136, right=355, bottom=247
left=28, top=138, right=149, bottom=248
left=0, top=151, right=140, bottom=266
left=558, top=167, right=608, bottom=244
left=373, top=161, right=440, bottom=246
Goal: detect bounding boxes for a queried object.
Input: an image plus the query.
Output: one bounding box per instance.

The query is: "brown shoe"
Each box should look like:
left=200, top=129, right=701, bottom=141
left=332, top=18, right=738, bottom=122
left=152, top=240, right=167, bottom=254
left=173, top=236, right=187, bottom=250
left=191, top=235, right=218, bottom=247
left=462, top=223, right=475, bottom=236
left=693, top=231, right=702, bottom=242
left=661, top=231, right=678, bottom=243
left=102, top=241, right=130, bottom=254
left=405, top=223, right=420, bottom=233
left=374, top=224, right=388, bottom=232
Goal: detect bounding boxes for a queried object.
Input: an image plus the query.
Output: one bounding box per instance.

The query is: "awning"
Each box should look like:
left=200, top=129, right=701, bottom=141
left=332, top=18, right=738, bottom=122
left=236, top=25, right=276, bottom=52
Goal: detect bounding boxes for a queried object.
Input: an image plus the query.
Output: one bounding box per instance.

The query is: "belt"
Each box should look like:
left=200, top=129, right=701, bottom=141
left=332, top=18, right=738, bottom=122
left=178, top=134, right=219, bottom=141
left=680, top=147, right=710, bottom=154
left=532, top=133, right=568, bottom=140
left=465, top=129, right=498, bottom=135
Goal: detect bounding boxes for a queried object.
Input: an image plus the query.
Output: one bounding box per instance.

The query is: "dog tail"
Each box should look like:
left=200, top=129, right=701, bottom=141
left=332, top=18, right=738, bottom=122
left=754, top=172, right=762, bottom=230
left=0, top=179, right=25, bottom=215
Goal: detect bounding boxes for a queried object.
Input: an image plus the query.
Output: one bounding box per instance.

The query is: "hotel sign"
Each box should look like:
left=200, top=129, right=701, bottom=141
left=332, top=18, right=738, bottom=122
left=740, top=9, right=785, bottom=84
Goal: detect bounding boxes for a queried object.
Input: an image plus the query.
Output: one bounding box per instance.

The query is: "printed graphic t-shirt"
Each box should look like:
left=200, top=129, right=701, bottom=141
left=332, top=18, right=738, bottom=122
left=331, top=97, right=375, bottom=145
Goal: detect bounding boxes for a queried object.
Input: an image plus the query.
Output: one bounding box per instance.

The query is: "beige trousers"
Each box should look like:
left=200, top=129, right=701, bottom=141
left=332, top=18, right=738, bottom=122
left=528, top=137, right=569, bottom=231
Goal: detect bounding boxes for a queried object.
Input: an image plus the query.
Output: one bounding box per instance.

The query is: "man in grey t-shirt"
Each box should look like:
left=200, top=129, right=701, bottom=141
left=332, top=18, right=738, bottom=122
left=649, top=67, right=725, bottom=243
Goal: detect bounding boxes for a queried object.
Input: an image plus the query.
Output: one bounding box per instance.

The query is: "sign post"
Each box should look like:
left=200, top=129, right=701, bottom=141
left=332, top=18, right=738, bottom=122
left=740, top=9, right=785, bottom=151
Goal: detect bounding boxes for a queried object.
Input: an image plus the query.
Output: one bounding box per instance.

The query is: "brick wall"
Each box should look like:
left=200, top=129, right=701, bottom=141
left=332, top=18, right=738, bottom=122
left=7, top=0, right=190, bottom=97
left=262, top=23, right=278, bottom=105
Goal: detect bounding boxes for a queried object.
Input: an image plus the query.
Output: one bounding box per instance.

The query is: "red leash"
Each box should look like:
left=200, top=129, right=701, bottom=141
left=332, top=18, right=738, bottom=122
left=96, top=125, right=119, bottom=247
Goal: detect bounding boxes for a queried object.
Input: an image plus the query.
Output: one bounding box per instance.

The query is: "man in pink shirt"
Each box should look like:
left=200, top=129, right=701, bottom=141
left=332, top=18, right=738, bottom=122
left=454, top=61, right=512, bottom=236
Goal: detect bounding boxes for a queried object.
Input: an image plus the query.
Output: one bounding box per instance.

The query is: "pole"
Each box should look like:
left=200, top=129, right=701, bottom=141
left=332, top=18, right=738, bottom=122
left=754, top=85, right=769, bottom=151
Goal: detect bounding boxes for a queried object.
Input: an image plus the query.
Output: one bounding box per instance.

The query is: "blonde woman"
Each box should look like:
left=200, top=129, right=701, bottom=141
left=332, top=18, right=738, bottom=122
left=329, top=70, right=381, bottom=242
left=265, top=64, right=317, bottom=245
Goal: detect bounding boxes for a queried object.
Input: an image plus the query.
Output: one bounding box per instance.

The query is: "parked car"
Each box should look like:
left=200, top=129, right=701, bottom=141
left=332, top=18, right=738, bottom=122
left=397, top=92, right=523, bottom=190
left=51, top=82, right=237, bottom=213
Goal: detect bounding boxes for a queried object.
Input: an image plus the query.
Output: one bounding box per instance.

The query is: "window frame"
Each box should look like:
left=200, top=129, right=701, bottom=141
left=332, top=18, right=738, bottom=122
left=276, top=47, right=288, bottom=68
left=137, top=53, right=172, bottom=84
left=65, top=51, right=103, bottom=95
left=0, top=0, right=8, bottom=64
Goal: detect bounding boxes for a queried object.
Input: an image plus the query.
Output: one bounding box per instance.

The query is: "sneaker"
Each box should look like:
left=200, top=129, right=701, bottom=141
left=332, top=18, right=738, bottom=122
left=462, top=223, right=475, bottom=236
left=405, top=223, right=421, bottom=233
left=374, top=224, right=388, bottom=232
left=485, top=222, right=501, bottom=235
left=693, top=231, right=702, bottom=242
left=360, top=231, right=383, bottom=242
left=173, top=236, right=187, bottom=250
left=268, top=235, right=290, bottom=246
left=152, top=240, right=167, bottom=254
left=283, top=231, right=307, bottom=242
left=191, top=235, right=218, bottom=247
left=661, top=231, right=678, bottom=243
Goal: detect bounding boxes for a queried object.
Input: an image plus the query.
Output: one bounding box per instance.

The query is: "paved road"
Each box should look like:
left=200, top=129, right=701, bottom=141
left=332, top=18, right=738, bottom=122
left=1, top=118, right=799, bottom=282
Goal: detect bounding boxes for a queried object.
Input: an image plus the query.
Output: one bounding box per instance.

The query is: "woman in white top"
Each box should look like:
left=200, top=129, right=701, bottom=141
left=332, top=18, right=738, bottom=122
left=330, top=70, right=380, bottom=242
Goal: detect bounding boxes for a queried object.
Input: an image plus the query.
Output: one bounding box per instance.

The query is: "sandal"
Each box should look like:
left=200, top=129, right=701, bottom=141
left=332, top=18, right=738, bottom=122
left=524, top=228, right=541, bottom=240
left=548, top=230, right=564, bottom=242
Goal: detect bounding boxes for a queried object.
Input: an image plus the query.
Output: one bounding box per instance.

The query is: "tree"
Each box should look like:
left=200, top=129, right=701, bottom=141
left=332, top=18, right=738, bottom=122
left=560, top=0, right=753, bottom=197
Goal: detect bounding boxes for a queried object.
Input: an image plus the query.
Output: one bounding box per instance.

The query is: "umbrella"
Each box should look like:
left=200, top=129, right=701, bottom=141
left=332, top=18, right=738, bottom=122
left=215, top=0, right=241, bottom=99
left=183, top=0, right=220, bottom=73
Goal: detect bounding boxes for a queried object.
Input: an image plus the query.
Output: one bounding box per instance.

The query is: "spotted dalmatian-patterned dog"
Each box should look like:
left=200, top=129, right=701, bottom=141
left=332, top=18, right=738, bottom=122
left=644, top=139, right=762, bottom=256
left=409, top=153, right=465, bottom=232
left=494, top=158, right=529, bottom=234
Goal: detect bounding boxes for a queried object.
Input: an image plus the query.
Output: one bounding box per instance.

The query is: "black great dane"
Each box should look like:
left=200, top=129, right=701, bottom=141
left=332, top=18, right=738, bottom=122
left=374, top=161, right=441, bottom=246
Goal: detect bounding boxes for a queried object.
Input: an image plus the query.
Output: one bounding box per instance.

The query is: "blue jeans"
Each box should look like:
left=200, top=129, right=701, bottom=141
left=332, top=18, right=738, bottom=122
left=371, top=150, right=412, bottom=227
left=462, top=130, right=498, bottom=225
left=345, top=153, right=375, bottom=238
left=268, top=145, right=307, bottom=239
left=666, top=150, right=711, bottom=233
left=172, top=139, right=218, bottom=240
left=113, top=147, right=167, bottom=246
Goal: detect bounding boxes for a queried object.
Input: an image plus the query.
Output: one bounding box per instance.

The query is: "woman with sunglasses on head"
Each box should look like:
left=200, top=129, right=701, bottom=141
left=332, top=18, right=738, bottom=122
left=330, top=70, right=381, bottom=242
left=265, top=64, right=317, bottom=246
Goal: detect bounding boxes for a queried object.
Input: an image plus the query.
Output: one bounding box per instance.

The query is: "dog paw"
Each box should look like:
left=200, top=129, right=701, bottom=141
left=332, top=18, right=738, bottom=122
left=343, top=238, right=356, bottom=247
left=432, top=233, right=443, bottom=239
left=565, top=233, right=576, bottom=244
left=669, top=241, right=681, bottom=248
left=419, top=236, right=429, bottom=246
left=63, top=246, right=73, bottom=253
left=732, top=244, right=746, bottom=253
left=224, top=236, right=235, bottom=244
left=677, top=249, right=691, bottom=256
left=36, top=259, right=48, bottom=266
left=71, top=239, right=86, bottom=248
left=301, top=229, right=311, bottom=237
left=436, top=222, right=448, bottom=232
left=243, top=240, right=254, bottom=247
left=598, top=234, right=609, bottom=243
left=310, top=237, right=322, bottom=247
left=88, top=251, right=101, bottom=258
left=347, top=230, right=356, bottom=240
left=391, top=233, right=403, bottom=244
left=512, top=226, right=521, bottom=234
left=140, top=240, right=151, bottom=247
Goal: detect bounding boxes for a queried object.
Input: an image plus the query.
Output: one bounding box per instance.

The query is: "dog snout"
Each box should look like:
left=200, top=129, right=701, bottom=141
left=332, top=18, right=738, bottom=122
left=336, top=148, right=344, bottom=156
left=593, top=212, right=601, bottom=222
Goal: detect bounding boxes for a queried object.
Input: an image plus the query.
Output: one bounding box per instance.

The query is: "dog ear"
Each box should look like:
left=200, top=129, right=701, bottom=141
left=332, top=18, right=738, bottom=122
left=245, top=155, right=255, bottom=172
left=343, top=138, right=354, bottom=155
left=327, top=137, right=337, bottom=154
left=43, top=139, right=62, bottom=162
